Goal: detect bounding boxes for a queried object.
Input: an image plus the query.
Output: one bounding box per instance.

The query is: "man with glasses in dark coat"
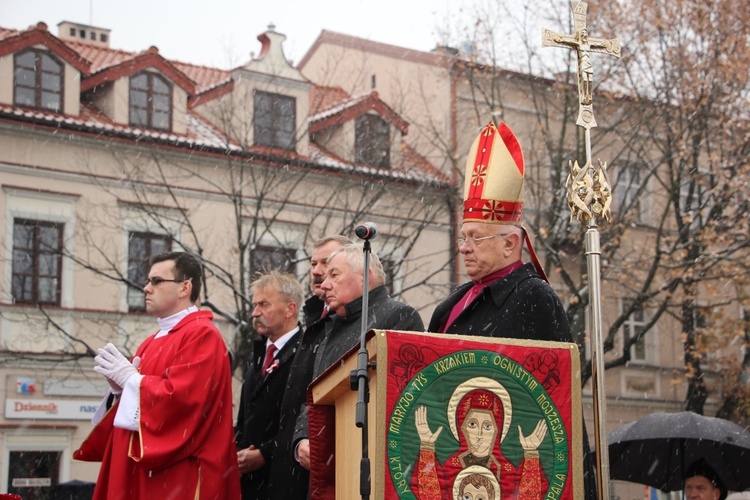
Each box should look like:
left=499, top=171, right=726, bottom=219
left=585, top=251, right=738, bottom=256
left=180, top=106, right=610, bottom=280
left=429, top=121, right=597, bottom=500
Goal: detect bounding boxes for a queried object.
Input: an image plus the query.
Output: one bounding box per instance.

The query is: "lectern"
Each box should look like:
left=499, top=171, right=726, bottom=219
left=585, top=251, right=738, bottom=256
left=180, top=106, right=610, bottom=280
left=308, top=330, right=584, bottom=500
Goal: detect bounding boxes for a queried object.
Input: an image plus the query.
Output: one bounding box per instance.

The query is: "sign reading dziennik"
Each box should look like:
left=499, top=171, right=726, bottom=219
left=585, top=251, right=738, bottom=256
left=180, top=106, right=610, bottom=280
left=383, top=331, right=583, bottom=500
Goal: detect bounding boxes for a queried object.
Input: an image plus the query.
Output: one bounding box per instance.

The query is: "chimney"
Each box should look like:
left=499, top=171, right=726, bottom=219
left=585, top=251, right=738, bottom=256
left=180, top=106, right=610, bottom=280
left=57, top=21, right=111, bottom=48
left=431, top=45, right=459, bottom=57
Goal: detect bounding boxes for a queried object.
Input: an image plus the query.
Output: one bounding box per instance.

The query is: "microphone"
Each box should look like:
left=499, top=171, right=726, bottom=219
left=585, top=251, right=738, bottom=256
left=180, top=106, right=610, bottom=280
left=355, top=222, right=379, bottom=240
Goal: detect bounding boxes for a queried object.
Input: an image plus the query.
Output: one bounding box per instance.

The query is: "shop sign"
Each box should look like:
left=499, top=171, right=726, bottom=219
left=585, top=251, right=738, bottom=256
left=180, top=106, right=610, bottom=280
left=5, top=398, right=100, bottom=420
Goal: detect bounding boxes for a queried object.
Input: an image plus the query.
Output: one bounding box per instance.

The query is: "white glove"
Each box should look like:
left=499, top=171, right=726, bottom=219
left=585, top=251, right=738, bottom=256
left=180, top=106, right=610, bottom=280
left=94, top=343, right=139, bottom=391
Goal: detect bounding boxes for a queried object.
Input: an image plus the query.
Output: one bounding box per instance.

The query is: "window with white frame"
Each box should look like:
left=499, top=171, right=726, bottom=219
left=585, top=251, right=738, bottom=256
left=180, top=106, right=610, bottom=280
left=120, top=204, right=181, bottom=313
left=250, top=244, right=297, bottom=276
left=129, top=72, right=172, bottom=131
left=127, top=232, right=172, bottom=311
left=1, top=430, right=73, bottom=497
left=246, top=223, right=306, bottom=286
left=14, top=48, right=64, bottom=112
left=253, top=91, right=296, bottom=151
left=379, top=257, right=396, bottom=296
left=623, top=302, right=650, bottom=363
left=355, top=114, right=390, bottom=168
left=3, top=188, right=76, bottom=308
left=371, top=238, right=404, bottom=297
left=679, top=174, right=709, bottom=231
left=11, top=219, right=64, bottom=306
left=695, top=305, right=719, bottom=369
left=614, top=163, right=643, bottom=223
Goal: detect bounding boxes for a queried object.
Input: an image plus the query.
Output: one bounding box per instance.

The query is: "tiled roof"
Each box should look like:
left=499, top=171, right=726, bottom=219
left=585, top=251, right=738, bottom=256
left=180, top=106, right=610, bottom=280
left=308, top=88, right=409, bottom=135
left=309, top=85, right=351, bottom=115
left=67, top=40, right=231, bottom=93
left=0, top=23, right=92, bottom=72
left=0, top=23, right=448, bottom=189
left=172, top=61, right=232, bottom=94
left=401, top=143, right=450, bottom=184
left=0, top=27, right=20, bottom=40
left=309, top=90, right=371, bottom=122
left=63, top=39, right=134, bottom=72
left=0, top=24, right=231, bottom=95
left=0, top=101, right=446, bottom=185
left=298, top=30, right=455, bottom=71
left=0, top=102, right=239, bottom=152
left=308, top=143, right=448, bottom=186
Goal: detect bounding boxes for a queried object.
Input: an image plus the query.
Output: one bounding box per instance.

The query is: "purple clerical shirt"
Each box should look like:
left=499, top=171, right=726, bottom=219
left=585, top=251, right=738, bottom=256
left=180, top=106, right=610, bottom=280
left=440, top=260, right=524, bottom=333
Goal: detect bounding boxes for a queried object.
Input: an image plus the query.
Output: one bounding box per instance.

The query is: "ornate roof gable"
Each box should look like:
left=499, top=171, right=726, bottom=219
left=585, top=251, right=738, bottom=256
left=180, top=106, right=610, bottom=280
left=0, top=22, right=91, bottom=73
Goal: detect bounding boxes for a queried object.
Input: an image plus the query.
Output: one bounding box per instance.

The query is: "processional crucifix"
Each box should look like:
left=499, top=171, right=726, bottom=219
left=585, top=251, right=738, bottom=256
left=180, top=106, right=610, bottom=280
left=543, top=2, right=621, bottom=499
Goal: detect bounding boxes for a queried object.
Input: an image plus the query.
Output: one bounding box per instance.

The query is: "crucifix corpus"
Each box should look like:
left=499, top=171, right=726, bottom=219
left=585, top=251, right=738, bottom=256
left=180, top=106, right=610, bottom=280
left=543, top=2, right=622, bottom=499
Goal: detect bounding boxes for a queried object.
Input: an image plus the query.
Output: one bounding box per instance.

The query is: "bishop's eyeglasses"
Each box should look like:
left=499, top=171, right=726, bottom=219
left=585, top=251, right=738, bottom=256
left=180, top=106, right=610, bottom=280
left=456, top=233, right=511, bottom=249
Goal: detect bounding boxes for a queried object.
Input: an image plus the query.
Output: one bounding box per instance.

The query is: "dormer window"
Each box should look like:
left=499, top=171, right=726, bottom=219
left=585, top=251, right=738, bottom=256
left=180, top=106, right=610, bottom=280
left=14, top=49, right=64, bottom=113
left=129, top=72, right=172, bottom=131
left=254, top=90, right=295, bottom=151
left=356, top=114, right=390, bottom=168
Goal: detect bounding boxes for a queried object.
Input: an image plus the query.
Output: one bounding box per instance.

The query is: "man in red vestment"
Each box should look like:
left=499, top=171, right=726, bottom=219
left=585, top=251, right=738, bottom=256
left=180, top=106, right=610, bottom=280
left=74, top=251, right=240, bottom=499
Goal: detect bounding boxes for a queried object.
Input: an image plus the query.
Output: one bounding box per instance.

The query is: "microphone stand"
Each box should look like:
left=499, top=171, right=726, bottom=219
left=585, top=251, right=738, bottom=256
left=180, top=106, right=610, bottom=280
left=350, top=238, right=374, bottom=500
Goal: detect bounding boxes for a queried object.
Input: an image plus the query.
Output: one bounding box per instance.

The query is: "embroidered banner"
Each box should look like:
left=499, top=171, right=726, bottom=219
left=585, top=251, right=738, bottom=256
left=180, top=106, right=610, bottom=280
left=382, top=330, right=582, bottom=500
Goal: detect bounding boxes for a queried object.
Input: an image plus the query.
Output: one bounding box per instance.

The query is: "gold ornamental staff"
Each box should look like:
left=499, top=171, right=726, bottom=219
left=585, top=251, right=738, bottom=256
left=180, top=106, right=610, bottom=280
left=543, top=2, right=622, bottom=499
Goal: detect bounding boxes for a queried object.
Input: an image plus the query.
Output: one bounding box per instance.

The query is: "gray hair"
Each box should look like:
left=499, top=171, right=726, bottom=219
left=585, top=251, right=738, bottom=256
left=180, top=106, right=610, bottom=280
left=313, top=234, right=353, bottom=249
left=250, top=270, right=305, bottom=307
left=327, top=244, right=386, bottom=287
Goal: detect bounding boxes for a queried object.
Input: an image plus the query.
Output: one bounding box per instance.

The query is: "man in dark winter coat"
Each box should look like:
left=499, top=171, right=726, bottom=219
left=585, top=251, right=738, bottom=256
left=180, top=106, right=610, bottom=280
left=430, top=120, right=597, bottom=500
left=428, top=224, right=568, bottom=341
left=294, top=243, right=424, bottom=471
left=235, top=271, right=305, bottom=500
left=302, top=235, right=353, bottom=326
left=266, top=235, right=351, bottom=500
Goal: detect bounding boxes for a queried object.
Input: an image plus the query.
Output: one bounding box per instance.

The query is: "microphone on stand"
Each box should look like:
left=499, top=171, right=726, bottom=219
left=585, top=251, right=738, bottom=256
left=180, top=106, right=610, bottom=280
left=355, top=222, right=379, bottom=240
left=351, top=221, right=378, bottom=500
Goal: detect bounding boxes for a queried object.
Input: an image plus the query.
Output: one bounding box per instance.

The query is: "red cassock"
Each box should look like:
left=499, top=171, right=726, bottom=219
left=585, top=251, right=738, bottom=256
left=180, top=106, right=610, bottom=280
left=74, top=311, right=240, bottom=500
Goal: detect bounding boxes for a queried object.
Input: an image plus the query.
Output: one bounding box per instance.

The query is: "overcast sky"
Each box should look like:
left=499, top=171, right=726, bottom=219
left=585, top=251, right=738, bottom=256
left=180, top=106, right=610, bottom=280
left=1, top=0, right=462, bottom=68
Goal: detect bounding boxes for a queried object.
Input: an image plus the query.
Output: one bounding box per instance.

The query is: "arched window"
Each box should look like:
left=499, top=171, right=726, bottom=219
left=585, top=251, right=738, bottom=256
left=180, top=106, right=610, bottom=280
left=129, top=72, right=172, bottom=131
left=14, top=49, right=64, bottom=112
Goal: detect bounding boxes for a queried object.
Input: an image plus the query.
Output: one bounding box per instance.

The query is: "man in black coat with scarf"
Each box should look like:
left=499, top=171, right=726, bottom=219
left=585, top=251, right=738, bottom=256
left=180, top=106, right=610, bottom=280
left=235, top=271, right=305, bottom=500
left=293, top=243, right=424, bottom=479
left=429, top=120, right=597, bottom=500
left=428, top=224, right=568, bottom=342
left=266, top=235, right=351, bottom=500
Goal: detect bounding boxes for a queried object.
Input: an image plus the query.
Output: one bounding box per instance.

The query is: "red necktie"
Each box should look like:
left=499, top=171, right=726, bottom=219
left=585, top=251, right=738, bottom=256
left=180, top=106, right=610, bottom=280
left=261, top=344, right=277, bottom=374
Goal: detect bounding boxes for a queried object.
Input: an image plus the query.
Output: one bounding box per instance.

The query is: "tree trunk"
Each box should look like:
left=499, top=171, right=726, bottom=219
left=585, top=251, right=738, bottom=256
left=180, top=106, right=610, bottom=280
left=683, top=292, right=707, bottom=414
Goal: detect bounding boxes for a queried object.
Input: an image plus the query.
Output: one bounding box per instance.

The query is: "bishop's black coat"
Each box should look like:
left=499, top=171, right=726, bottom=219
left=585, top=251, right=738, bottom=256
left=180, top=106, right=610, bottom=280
left=428, top=262, right=598, bottom=500
left=235, top=327, right=301, bottom=500
left=428, top=263, right=570, bottom=341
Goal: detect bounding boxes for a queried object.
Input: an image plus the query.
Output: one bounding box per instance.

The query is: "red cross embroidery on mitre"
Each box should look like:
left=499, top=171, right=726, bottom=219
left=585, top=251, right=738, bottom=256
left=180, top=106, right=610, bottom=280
left=471, top=163, right=487, bottom=187
left=467, top=125, right=497, bottom=200
left=463, top=198, right=524, bottom=223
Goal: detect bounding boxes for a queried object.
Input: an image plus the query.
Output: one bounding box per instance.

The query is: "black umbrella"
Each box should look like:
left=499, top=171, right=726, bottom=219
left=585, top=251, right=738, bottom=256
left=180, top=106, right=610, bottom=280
left=608, top=411, right=750, bottom=492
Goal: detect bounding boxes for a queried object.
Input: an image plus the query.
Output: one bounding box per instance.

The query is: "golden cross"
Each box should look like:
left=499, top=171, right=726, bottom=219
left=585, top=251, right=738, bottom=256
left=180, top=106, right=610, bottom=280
left=543, top=1, right=621, bottom=129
